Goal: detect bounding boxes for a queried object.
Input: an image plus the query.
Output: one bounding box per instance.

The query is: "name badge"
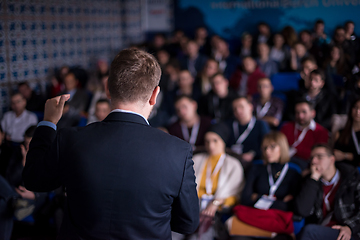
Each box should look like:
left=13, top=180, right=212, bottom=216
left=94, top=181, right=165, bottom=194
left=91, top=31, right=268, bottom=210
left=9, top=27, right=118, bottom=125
left=231, top=144, right=243, bottom=155
left=200, top=194, right=214, bottom=211
left=254, top=195, right=275, bottom=210
left=289, top=147, right=297, bottom=158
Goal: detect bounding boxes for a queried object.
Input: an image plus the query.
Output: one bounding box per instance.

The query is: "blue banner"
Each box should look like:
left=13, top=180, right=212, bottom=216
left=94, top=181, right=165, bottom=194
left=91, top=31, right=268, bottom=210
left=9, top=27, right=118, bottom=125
left=175, top=0, right=360, bottom=40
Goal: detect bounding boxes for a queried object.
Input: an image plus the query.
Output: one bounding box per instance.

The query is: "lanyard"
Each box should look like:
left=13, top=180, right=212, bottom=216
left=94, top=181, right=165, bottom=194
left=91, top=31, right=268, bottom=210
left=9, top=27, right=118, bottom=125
left=205, top=154, right=226, bottom=195
left=180, top=121, right=200, bottom=147
left=292, top=120, right=315, bottom=148
left=321, top=170, right=340, bottom=211
left=267, top=163, right=289, bottom=197
left=352, top=128, right=360, bottom=155
left=233, top=117, right=256, bottom=145
left=256, top=101, right=271, bottom=119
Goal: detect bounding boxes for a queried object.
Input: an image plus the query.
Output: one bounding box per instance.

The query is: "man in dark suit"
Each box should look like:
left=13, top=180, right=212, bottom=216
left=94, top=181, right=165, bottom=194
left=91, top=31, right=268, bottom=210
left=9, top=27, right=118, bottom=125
left=22, top=49, right=199, bottom=239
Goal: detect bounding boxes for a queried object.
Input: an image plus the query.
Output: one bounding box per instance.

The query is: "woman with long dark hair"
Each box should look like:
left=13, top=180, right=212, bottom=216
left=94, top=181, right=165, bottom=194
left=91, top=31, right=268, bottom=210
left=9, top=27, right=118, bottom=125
left=334, top=98, right=360, bottom=167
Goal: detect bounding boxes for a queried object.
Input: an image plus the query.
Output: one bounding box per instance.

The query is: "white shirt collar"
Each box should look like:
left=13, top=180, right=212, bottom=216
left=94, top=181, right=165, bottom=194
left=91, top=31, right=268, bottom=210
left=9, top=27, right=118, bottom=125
left=295, top=119, right=316, bottom=131
left=110, top=109, right=149, bottom=125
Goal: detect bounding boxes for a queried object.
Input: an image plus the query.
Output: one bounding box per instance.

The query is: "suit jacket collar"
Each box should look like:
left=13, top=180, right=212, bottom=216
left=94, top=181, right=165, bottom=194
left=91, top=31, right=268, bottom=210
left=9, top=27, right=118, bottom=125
left=103, top=112, right=149, bottom=126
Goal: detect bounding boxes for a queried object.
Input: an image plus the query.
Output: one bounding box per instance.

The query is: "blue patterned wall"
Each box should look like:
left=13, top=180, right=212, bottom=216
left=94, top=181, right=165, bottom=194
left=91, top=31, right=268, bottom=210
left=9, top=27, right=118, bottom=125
left=0, top=0, right=147, bottom=117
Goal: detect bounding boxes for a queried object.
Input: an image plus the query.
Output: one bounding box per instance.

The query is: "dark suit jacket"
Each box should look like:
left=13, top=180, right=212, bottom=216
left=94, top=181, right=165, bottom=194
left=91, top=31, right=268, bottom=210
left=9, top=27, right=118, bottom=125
left=23, top=112, right=199, bottom=239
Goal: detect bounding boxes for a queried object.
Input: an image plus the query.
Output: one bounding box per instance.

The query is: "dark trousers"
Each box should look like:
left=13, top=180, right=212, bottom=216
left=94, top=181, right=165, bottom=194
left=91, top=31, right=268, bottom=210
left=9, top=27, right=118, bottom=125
left=299, top=224, right=358, bottom=240
left=0, top=175, right=17, bottom=240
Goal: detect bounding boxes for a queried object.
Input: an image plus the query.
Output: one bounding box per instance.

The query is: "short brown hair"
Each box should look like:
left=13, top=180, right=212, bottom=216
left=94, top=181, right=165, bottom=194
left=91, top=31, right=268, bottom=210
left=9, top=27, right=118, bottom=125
left=108, top=48, right=161, bottom=103
left=262, top=131, right=290, bottom=164
left=311, top=143, right=334, bottom=156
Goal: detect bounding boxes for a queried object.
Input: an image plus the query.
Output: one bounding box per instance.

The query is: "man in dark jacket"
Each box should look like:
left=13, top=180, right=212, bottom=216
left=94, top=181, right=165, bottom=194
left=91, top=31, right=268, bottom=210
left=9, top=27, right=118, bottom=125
left=295, top=144, right=360, bottom=240
left=22, top=48, right=199, bottom=239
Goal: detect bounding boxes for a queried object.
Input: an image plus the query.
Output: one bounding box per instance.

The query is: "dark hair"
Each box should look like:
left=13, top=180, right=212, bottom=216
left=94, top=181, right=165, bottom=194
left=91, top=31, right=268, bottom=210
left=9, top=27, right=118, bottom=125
left=174, top=94, right=195, bottom=105
left=311, top=143, right=334, bottom=156
left=310, top=69, right=325, bottom=81
left=18, top=81, right=30, bottom=88
left=338, top=98, right=360, bottom=145
left=315, top=19, right=325, bottom=25
left=301, top=56, right=317, bottom=66
left=210, top=72, right=226, bottom=82
left=295, top=99, right=314, bottom=110
left=0, top=124, right=3, bottom=133
left=232, top=96, right=251, bottom=104
left=96, top=98, right=110, bottom=106
left=24, top=126, right=37, bottom=138
left=108, top=48, right=161, bottom=103
left=345, top=20, right=354, bottom=26
left=11, top=92, right=24, bottom=99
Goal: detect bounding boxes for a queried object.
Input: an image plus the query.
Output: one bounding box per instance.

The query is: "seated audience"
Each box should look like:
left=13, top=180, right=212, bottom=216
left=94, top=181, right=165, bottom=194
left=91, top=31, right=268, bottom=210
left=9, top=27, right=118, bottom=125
left=333, top=26, right=357, bottom=68
left=87, top=99, right=111, bottom=125
left=180, top=40, right=208, bottom=77
left=168, top=95, right=212, bottom=150
left=87, top=75, right=108, bottom=124
left=229, top=56, right=266, bottom=97
left=195, top=58, right=219, bottom=95
left=256, top=43, right=278, bottom=77
left=238, top=32, right=254, bottom=59
left=172, top=123, right=244, bottom=240
left=61, top=71, right=90, bottom=114
left=199, top=73, right=238, bottom=123
left=213, top=38, right=240, bottom=79
left=227, top=97, right=270, bottom=162
left=252, top=78, right=284, bottom=128
left=229, top=131, right=301, bottom=240
left=302, top=69, right=337, bottom=130
left=281, top=100, right=328, bottom=166
left=290, top=42, right=309, bottom=72
left=324, top=45, right=350, bottom=81
left=194, top=27, right=211, bottom=56
left=1, top=93, right=38, bottom=143
left=161, top=59, right=180, bottom=93
left=312, top=19, right=332, bottom=65
left=282, top=25, right=298, bottom=49
left=241, top=131, right=301, bottom=209
left=334, top=98, right=360, bottom=167
left=18, top=82, right=45, bottom=112
left=295, top=144, right=360, bottom=240
left=253, top=22, right=273, bottom=49
left=270, top=33, right=290, bottom=72
left=176, top=70, right=202, bottom=102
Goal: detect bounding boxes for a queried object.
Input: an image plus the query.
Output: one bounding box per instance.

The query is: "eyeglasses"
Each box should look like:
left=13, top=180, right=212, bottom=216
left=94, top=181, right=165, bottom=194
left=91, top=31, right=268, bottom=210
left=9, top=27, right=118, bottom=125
left=262, top=144, right=278, bottom=151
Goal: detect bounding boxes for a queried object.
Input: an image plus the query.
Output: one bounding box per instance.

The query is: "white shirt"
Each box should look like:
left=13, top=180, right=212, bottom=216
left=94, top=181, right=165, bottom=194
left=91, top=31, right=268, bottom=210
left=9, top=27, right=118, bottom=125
left=111, top=109, right=149, bottom=125
left=1, top=110, right=38, bottom=142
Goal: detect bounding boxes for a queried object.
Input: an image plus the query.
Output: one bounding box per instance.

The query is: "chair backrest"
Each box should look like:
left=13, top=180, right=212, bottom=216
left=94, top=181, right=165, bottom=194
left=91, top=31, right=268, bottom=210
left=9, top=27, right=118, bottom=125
left=271, top=72, right=301, bottom=92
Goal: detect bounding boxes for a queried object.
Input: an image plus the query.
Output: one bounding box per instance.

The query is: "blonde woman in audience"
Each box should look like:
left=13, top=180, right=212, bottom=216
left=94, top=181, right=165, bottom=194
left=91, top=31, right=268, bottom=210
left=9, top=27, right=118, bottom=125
left=228, top=131, right=301, bottom=240
left=173, top=123, right=244, bottom=240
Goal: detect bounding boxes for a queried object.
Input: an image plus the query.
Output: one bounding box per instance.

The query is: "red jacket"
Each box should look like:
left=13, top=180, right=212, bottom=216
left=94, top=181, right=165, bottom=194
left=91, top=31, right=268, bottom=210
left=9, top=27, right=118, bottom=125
left=280, top=121, right=329, bottom=160
left=229, top=67, right=266, bottom=96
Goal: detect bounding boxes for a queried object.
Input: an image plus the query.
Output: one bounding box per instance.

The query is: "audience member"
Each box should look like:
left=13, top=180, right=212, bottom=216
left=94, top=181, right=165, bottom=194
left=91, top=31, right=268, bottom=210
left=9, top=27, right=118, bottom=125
left=256, top=43, right=278, bottom=77
left=333, top=26, right=357, bottom=68
left=324, top=45, right=350, bottom=81
left=295, top=144, right=360, bottom=240
left=238, top=32, right=254, bottom=59
left=61, top=71, right=89, bottom=114
left=18, top=82, right=45, bottom=112
left=195, top=58, right=219, bottom=95
left=282, top=25, right=298, bottom=49
left=0, top=125, right=12, bottom=177
left=87, top=99, right=111, bottom=125
left=180, top=40, right=208, bottom=77
left=156, top=48, right=171, bottom=70
left=213, top=38, right=239, bottom=79
left=229, top=56, right=266, bottom=97
left=87, top=75, right=108, bottom=124
left=290, top=42, right=309, bottom=72
left=168, top=95, right=212, bottom=150
left=299, top=30, right=314, bottom=52
left=281, top=100, right=328, bottom=165
left=229, top=131, right=301, bottom=240
left=241, top=131, right=301, bottom=211
left=1, top=93, right=38, bottom=143
left=270, top=33, right=290, bottom=72
left=180, top=123, right=244, bottom=240
left=161, top=59, right=181, bottom=93
left=227, top=97, right=270, bottom=162
left=194, top=27, right=211, bottom=56
left=253, top=22, right=273, bottom=48
left=147, top=33, right=167, bottom=54
left=302, top=69, right=337, bottom=130
left=312, top=19, right=332, bottom=65
left=334, top=98, right=360, bottom=167
left=199, top=73, right=238, bottom=123
left=252, top=78, right=284, bottom=128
